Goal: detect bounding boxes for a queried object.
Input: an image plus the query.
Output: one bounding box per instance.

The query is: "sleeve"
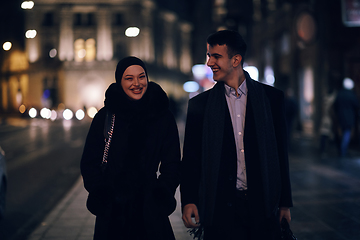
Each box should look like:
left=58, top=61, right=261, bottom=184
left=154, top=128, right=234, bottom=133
left=80, top=108, right=108, bottom=193
left=153, top=111, right=181, bottom=216
left=180, top=97, right=204, bottom=209
left=273, top=92, right=293, bottom=208
left=157, top=111, right=181, bottom=195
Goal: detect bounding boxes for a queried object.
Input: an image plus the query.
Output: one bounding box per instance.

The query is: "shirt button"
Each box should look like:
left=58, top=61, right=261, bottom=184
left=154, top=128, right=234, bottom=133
left=237, top=114, right=240, bottom=117
left=238, top=132, right=242, bottom=135
left=241, top=149, right=244, bottom=153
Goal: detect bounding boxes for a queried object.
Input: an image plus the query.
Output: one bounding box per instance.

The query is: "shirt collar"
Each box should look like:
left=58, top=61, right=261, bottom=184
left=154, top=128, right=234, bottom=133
left=225, top=79, right=247, bottom=98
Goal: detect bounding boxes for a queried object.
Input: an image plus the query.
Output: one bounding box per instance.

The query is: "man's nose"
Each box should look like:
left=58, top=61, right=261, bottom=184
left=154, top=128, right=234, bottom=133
left=207, top=57, right=213, bottom=67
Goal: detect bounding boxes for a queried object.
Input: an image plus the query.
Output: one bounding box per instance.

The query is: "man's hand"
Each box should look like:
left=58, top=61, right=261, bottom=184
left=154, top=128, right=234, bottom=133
left=182, top=203, right=200, bottom=228
left=279, top=207, right=291, bottom=223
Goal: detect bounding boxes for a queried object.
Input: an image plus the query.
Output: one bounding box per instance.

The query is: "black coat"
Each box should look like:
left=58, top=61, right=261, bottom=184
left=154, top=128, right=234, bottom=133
left=81, top=82, right=180, bottom=240
left=180, top=73, right=293, bottom=239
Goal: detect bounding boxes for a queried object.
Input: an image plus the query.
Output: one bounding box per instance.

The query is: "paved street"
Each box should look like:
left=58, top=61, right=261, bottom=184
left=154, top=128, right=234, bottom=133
left=2, top=116, right=360, bottom=240
left=0, top=117, right=90, bottom=240
left=28, top=134, right=360, bottom=240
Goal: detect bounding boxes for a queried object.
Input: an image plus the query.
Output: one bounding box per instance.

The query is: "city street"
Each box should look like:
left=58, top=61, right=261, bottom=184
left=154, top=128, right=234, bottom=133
left=0, top=117, right=91, bottom=240
left=1, top=117, right=360, bottom=240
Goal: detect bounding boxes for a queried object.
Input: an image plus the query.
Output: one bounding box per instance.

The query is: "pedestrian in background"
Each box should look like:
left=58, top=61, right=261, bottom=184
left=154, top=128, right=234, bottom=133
left=180, top=30, right=292, bottom=240
left=333, top=78, right=360, bottom=157
left=81, top=56, right=181, bottom=240
left=319, top=89, right=337, bottom=159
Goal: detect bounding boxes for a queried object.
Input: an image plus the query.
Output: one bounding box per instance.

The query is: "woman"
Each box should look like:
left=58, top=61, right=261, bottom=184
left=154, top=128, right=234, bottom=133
left=81, top=56, right=180, bottom=240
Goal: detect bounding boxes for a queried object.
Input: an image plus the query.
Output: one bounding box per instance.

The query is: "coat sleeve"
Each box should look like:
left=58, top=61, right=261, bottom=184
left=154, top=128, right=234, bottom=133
left=180, top=96, right=205, bottom=209
left=272, top=91, right=293, bottom=208
left=153, top=111, right=181, bottom=216
left=157, top=111, right=181, bottom=194
left=80, top=108, right=108, bottom=193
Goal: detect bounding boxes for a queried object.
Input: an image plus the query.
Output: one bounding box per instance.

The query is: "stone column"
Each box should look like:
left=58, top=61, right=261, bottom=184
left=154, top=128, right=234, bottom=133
left=179, top=23, right=193, bottom=74
left=162, top=12, right=177, bottom=69
left=96, top=7, right=113, bottom=61
left=59, top=6, right=74, bottom=61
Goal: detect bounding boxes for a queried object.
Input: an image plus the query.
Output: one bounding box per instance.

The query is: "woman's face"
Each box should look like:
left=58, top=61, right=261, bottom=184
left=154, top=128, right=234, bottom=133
left=121, top=65, right=148, bottom=100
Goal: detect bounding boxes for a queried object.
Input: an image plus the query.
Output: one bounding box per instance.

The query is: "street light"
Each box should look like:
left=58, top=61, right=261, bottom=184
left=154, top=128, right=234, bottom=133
left=25, top=30, right=37, bottom=39
left=21, top=1, right=34, bottom=10
left=125, top=27, right=140, bottom=37
left=2, top=42, right=12, bottom=51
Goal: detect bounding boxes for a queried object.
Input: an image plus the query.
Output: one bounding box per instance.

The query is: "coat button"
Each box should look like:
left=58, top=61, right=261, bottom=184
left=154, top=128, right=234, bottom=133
left=228, top=175, right=233, bottom=180
left=227, top=202, right=232, bottom=207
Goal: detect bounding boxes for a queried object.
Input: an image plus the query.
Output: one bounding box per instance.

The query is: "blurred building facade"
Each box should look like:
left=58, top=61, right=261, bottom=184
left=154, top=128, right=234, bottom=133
left=207, top=0, right=360, bottom=138
left=1, top=0, right=192, bottom=114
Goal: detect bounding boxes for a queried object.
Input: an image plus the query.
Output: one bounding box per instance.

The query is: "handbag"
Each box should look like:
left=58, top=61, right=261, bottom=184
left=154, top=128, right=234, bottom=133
left=281, top=218, right=297, bottom=240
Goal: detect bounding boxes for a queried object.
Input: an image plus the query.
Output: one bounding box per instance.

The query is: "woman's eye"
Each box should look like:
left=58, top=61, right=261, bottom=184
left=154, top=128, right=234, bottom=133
left=125, top=78, right=132, bottom=81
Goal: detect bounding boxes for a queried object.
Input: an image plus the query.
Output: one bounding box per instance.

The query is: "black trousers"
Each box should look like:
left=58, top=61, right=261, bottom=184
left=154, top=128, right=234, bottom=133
left=204, top=190, right=281, bottom=240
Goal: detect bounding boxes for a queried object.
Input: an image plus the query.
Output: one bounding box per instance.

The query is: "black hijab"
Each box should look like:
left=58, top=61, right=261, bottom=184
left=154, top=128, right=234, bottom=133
left=104, top=56, right=149, bottom=116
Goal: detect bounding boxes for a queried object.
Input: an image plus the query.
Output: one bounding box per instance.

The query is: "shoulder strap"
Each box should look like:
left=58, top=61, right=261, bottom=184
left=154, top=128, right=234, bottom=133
left=101, top=110, right=115, bottom=171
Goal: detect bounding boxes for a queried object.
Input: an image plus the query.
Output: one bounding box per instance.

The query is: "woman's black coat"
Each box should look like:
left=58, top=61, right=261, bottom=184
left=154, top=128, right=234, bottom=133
left=81, top=82, right=180, bottom=240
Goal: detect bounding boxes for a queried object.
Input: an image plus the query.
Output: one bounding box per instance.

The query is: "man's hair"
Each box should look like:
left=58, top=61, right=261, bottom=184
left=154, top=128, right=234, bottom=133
left=207, top=30, right=247, bottom=65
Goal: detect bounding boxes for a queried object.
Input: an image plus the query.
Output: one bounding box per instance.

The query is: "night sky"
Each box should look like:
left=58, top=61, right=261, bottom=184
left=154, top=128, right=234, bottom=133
left=0, top=0, right=25, bottom=49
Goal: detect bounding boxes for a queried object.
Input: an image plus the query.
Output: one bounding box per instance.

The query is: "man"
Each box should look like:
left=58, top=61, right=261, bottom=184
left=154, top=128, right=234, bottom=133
left=180, top=30, right=292, bottom=240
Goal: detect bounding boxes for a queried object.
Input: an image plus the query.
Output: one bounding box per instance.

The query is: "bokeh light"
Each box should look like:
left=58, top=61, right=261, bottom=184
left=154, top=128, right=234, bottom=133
left=40, top=108, right=51, bottom=119
left=21, top=1, right=34, bottom=9
left=63, top=109, right=73, bottom=120
left=87, top=107, right=98, bottom=118
left=125, top=27, right=140, bottom=37
left=50, top=110, right=57, bottom=121
left=19, top=104, right=26, bottom=114
left=49, top=49, right=57, bottom=58
left=29, top=108, right=37, bottom=118
left=3, top=42, right=12, bottom=51
left=183, top=81, right=200, bottom=93
left=76, top=109, right=85, bottom=120
left=25, top=30, right=37, bottom=39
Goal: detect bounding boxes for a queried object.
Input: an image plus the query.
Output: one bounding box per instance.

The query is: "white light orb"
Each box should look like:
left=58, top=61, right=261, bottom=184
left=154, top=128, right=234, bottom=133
left=63, top=109, right=73, bottom=120
left=29, top=108, right=37, bottom=118
left=76, top=109, right=85, bottom=120
left=125, top=27, right=140, bottom=37
left=3, top=42, right=12, bottom=51
left=25, top=30, right=37, bottom=39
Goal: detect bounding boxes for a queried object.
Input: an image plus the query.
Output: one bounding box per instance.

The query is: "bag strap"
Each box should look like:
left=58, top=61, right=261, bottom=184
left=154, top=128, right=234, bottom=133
left=101, top=110, right=115, bottom=171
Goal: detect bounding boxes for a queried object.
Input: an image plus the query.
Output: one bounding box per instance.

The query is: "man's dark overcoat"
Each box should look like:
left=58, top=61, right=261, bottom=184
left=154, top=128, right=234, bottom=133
left=181, top=72, right=293, bottom=239
left=81, top=82, right=180, bottom=240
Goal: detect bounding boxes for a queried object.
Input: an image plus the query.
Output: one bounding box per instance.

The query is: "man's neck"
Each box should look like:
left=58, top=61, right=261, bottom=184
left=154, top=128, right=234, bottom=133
left=224, top=71, right=246, bottom=97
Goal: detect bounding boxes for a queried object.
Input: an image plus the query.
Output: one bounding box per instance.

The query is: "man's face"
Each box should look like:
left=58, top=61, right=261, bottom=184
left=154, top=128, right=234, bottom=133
left=206, top=44, right=233, bottom=82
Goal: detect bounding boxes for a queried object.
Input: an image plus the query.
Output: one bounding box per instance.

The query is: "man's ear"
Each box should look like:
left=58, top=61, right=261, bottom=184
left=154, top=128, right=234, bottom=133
left=232, top=54, right=242, bottom=68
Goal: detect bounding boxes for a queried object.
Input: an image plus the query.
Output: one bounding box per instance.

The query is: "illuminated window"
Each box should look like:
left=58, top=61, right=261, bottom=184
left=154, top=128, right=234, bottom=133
left=74, top=39, right=85, bottom=62
left=74, top=38, right=96, bottom=62
left=85, top=38, right=96, bottom=62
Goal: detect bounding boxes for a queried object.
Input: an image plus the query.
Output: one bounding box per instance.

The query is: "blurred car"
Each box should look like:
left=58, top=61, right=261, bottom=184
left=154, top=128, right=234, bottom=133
left=0, top=146, right=6, bottom=221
